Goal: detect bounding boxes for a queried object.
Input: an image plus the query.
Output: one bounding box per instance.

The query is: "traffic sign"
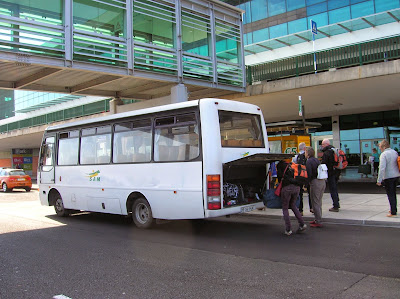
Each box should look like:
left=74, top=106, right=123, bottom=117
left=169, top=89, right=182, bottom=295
left=311, top=20, right=317, bottom=35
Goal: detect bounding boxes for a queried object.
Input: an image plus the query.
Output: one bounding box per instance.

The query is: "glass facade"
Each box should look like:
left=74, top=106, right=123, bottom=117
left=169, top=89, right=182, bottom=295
left=0, top=89, right=14, bottom=120
left=305, top=110, right=400, bottom=166
left=0, top=0, right=244, bottom=87
left=221, top=0, right=400, bottom=46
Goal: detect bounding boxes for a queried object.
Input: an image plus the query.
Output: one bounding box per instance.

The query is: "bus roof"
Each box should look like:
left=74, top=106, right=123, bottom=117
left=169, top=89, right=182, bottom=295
left=45, top=98, right=260, bottom=132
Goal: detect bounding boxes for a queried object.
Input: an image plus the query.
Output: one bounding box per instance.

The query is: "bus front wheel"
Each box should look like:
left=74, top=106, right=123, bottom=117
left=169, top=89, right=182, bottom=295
left=54, top=195, right=69, bottom=217
left=132, top=198, right=154, bottom=229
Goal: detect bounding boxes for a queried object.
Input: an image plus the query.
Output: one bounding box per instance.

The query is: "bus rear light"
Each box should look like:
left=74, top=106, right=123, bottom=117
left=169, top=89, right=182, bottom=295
left=207, top=175, right=221, bottom=209
left=208, top=202, right=221, bottom=210
left=207, top=189, right=220, bottom=196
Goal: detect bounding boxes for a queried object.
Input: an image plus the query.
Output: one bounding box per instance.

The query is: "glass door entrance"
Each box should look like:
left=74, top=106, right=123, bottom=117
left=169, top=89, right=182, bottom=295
left=360, top=139, right=380, bottom=164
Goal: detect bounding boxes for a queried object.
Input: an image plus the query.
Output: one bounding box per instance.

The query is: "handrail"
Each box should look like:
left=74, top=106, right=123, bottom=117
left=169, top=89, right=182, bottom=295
left=247, top=35, right=400, bottom=85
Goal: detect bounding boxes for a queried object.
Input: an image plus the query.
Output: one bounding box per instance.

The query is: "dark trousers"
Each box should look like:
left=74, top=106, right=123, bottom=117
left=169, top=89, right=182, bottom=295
left=384, top=177, right=399, bottom=215
left=281, top=184, right=304, bottom=231
left=327, top=174, right=340, bottom=208
left=298, top=186, right=312, bottom=212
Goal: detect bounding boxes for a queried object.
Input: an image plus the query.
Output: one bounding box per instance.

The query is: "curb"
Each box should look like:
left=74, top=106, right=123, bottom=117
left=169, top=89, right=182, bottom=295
left=241, top=213, right=400, bottom=228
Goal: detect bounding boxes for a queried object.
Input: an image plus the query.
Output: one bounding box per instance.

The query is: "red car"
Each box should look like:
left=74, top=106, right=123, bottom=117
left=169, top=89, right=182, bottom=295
left=0, top=168, right=32, bottom=192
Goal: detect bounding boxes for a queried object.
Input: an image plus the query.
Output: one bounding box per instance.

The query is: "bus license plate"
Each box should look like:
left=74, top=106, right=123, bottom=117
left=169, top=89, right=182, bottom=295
left=240, top=205, right=255, bottom=213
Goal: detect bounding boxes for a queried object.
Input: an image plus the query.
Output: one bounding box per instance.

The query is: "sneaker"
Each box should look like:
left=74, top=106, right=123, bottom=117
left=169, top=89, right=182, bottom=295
left=300, top=211, right=304, bottom=216
left=329, top=207, right=339, bottom=212
left=309, top=220, right=317, bottom=224
left=386, top=213, right=397, bottom=217
left=297, top=224, right=307, bottom=233
left=310, top=209, right=314, bottom=214
left=310, top=222, right=323, bottom=228
left=284, top=230, right=293, bottom=236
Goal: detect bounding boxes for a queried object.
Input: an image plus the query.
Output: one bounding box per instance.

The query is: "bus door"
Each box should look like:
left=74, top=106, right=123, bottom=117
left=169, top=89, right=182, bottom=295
left=39, top=136, right=56, bottom=184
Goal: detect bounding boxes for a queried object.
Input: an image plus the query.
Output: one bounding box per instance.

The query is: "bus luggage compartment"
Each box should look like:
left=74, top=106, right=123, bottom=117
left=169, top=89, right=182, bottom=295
left=222, top=153, right=292, bottom=208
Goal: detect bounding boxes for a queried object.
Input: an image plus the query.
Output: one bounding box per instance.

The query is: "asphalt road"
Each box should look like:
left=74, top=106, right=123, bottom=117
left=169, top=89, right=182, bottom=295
left=1, top=190, right=399, bottom=299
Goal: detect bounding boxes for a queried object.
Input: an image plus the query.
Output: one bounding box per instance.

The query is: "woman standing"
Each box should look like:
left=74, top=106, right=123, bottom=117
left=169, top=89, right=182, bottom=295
left=376, top=140, right=400, bottom=217
left=277, top=160, right=307, bottom=236
left=305, top=147, right=326, bottom=227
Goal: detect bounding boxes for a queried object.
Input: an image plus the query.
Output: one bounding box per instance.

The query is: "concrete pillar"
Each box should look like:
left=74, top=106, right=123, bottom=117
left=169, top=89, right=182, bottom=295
left=332, top=115, right=341, bottom=148
left=109, top=97, right=123, bottom=114
left=170, top=84, right=188, bottom=103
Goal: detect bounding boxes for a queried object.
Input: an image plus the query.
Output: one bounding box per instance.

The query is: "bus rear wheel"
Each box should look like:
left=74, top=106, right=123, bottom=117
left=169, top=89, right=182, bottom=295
left=54, top=195, right=69, bottom=217
left=132, top=198, right=154, bottom=229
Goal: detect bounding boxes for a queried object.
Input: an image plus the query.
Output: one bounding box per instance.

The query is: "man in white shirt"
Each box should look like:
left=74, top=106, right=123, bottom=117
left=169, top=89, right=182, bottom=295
left=376, top=140, right=400, bottom=217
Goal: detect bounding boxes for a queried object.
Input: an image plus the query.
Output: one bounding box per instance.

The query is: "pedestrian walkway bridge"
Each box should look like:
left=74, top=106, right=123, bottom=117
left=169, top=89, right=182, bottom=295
left=0, top=0, right=245, bottom=101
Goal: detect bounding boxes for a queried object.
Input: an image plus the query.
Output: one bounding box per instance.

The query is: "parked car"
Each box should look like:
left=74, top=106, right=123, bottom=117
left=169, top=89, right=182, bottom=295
left=0, top=168, right=32, bottom=192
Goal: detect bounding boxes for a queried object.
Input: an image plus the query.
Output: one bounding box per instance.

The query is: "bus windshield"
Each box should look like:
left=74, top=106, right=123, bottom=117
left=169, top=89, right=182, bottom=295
left=219, top=111, right=264, bottom=148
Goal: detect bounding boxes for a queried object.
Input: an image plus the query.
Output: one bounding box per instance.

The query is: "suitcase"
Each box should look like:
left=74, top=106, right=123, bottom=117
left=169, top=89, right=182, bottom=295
left=358, top=164, right=371, bottom=175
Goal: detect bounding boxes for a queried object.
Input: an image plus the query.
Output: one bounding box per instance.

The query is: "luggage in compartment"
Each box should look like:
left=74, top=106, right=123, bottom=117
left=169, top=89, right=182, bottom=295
left=223, top=182, right=261, bottom=207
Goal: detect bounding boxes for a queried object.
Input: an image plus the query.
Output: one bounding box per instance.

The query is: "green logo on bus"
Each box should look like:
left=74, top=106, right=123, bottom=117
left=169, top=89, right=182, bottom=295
left=86, top=170, right=101, bottom=182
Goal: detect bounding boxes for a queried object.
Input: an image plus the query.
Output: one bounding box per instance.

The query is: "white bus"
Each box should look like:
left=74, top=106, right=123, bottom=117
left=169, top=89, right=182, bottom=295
left=38, top=98, right=288, bottom=228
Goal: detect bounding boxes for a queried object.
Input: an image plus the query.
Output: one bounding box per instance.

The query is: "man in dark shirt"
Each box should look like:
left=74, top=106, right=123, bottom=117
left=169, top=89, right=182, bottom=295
left=321, top=139, right=340, bottom=212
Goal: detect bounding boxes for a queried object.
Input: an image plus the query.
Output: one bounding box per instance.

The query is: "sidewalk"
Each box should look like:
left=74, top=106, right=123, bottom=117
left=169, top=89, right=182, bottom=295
left=247, top=191, right=400, bottom=228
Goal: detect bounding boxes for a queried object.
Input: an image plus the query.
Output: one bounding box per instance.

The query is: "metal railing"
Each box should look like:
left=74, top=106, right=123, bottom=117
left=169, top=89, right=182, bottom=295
left=0, top=99, right=110, bottom=134
left=247, top=35, right=400, bottom=85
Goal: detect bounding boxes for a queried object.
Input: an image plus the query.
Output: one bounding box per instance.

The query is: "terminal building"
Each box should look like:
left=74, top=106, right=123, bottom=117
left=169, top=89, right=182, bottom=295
left=1, top=0, right=400, bottom=180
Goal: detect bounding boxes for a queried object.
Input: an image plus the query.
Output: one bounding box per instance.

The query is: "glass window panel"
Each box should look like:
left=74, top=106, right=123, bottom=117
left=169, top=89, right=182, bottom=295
left=133, top=0, right=175, bottom=48
left=307, top=12, right=328, bottom=28
left=268, top=0, right=287, bottom=17
left=73, top=0, right=125, bottom=38
left=328, top=0, right=350, bottom=10
left=252, top=28, right=269, bottom=43
left=215, top=19, right=240, bottom=62
left=251, top=0, right=268, bottom=22
left=288, top=18, right=308, bottom=34
left=351, top=1, right=375, bottom=18
left=287, top=0, right=306, bottom=11
left=306, top=0, right=325, bottom=5
left=154, top=124, right=199, bottom=161
left=58, top=138, right=79, bottom=165
left=80, top=134, right=111, bottom=164
left=269, top=23, right=288, bottom=39
left=219, top=111, right=264, bottom=148
left=113, top=128, right=152, bottom=163
left=182, top=11, right=210, bottom=56
left=351, top=0, right=367, bottom=3
left=307, top=2, right=328, bottom=15
left=329, top=6, right=351, bottom=23
left=375, top=0, right=400, bottom=13
left=360, top=127, right=384, bottom=139
left=341, top=129, right=360, bottom=140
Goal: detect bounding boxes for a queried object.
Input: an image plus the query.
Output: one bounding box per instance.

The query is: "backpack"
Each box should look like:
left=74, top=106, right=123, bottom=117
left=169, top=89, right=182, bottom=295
left=332, top=148, right=348, bottom=170
left=289, top=163, right=308, bottom=186
left=296, top=153, right=306, bottom=165
left=397, top=156, right=400, bottom=171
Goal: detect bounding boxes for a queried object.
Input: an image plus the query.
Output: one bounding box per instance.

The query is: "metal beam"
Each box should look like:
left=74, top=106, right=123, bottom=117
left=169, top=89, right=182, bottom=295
left=294, top=34, right=310, bottom=42
left=70, top=75, right=121, bottom=93
left=257, top=44, right=274, bottom=51
left=275, top=39, right=291, bottom=47
left=361, top=17, right=375, bottom=27
left=387, top=11, right=400, bottom=22
left=14, top=68, right=63, bottom=89
left=337, top=23, right=352, bottom=32
left=318, top=29, right=331, bottom=37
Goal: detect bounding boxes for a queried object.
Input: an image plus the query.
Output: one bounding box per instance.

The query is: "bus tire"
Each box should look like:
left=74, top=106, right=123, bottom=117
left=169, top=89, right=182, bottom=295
left=132, top=198, right=154, bottom=229
left=54, top=194, right=69, bottom=217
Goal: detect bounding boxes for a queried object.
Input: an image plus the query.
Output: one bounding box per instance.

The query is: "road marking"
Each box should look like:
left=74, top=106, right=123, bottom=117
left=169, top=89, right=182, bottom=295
left=53, top=295, right=72, bottom=299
